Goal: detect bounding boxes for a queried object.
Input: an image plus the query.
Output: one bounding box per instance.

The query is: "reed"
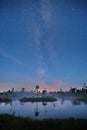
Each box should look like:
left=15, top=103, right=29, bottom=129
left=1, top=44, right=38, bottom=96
left=0, top=114, right=87, bottom=130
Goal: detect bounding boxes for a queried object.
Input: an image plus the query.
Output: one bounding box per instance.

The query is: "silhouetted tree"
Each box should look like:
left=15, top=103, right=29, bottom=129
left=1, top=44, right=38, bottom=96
left=21, top=88, right=25, bottom=92
left=76, top=89, right=81, bottom=94
left=7, top=89, right=12, bottom=94
left=35, top=85, right=40, bottom=97
left=42, top=89, right=47, bottom=94
left=82, top=83, right=87, bottom=93
left=83, top=83, right=86, bottom=88
left=60, top=88, right=62, bottom=92
left=12, top=88, right=14, bottom=93
left=69, top=88, right=77, bottom=93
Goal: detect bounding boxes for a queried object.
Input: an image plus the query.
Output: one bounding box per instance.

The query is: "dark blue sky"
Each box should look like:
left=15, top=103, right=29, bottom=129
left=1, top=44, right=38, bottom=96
left=0, top=0, right=87, bottom=91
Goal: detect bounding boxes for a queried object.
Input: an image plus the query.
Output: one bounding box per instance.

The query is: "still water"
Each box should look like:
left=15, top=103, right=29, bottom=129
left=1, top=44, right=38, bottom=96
left=0, top=99, right=87, bottom=119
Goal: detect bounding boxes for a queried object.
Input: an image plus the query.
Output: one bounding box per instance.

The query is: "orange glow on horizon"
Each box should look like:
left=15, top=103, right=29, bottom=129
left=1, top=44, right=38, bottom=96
left=0, top=81, right=75, bottom=92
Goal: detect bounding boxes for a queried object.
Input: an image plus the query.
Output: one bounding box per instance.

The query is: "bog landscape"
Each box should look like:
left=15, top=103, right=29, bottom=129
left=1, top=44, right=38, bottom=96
left=0, top=0, right=87, bottom=129
left=0, top=84, right=87, bottom=129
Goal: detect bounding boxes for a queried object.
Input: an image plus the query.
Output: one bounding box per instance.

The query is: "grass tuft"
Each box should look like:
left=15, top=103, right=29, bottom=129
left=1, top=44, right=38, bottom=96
left=0, top=98, right=12, bottom=103
left=20, top=97, right=57, bottom=102
left=0, top=114, right=87, bottom=130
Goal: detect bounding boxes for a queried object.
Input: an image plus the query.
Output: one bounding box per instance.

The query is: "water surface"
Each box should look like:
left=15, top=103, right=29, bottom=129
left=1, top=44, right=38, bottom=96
left=0, top=99, right=87, bottom=119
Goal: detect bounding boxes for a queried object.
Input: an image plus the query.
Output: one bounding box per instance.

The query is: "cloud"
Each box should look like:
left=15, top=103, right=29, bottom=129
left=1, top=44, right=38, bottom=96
left=0, top=48, right=22, bottom=64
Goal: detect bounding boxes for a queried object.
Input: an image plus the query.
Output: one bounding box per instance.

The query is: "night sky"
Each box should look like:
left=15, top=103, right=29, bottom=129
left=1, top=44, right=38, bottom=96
left=0, top=0, right=87, bottom=92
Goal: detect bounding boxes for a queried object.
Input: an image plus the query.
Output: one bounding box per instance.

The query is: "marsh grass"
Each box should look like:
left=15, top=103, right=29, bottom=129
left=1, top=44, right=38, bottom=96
left=0, top=114, right=87, bottom=130
left=0, top=98, right=12, bottom=103
left=20, top=97, right=57, bottom=102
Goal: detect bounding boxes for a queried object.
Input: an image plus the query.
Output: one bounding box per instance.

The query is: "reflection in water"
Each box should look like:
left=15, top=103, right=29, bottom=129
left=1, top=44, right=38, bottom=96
left=71, top=99, right=81, bottom=106
left=60, top=98, right=65, bottom=105
left=35, top=102, right=39, bottom=117
left=42, top=102, right=47, bottom=106
left=42, top=102, right=47, bottom=115
left=20, top=101, right=24, bottom=106
left=71, top=98, right=87, bottom=106
left=53, top=102, right=56, bottom=107
left=9, top=102, right=13, bottom=112
left=9, top=102, right=15, bottom=115
left=0, top=99, right=87, bottom=119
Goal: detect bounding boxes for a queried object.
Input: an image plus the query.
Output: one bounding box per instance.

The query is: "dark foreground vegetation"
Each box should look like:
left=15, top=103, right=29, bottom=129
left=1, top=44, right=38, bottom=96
left=0, top=98, right=12, bottom=103
left=20, top=97, right=57, bottom=102
left=0, top=114, right=87, bottom=130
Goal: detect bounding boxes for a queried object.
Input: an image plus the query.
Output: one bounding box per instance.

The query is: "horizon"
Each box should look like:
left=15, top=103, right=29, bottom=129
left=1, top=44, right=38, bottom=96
left=0, top=82, right=84, bottom=93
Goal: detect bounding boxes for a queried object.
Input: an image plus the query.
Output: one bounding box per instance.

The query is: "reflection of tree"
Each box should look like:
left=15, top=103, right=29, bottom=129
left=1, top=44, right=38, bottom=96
left=53, top=102, right=56, bottom=107
left=60, top=98, right=65, bottom=105
left=42, top=102, right=47, bottom=106
left=71, top=98, right=87, bottom=105
left=82, top=100, right=87, bottom=104
left=9, top=102, right=15, bottom=115
left=35, top=102, right=39, bottom=117
left=42, top=102, right=47, bottom=115
left=20, top=101, right=24, bottom=106
left=9, top=102, right=13, bottom=112
left=71, top=99, right=81, bottom=106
